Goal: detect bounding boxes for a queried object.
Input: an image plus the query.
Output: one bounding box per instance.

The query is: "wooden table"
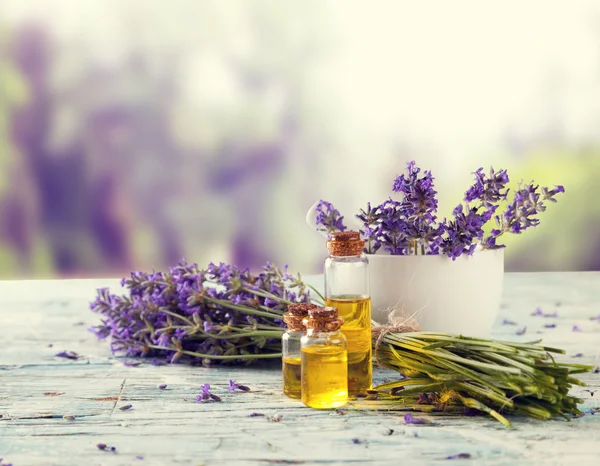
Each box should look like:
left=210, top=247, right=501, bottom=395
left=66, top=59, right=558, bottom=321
left=1, top=273, right=599, bottom=465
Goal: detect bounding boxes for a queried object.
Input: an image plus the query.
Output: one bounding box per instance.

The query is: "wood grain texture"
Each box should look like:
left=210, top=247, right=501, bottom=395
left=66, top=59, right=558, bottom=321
left=1, top=273, right=599, bottom=465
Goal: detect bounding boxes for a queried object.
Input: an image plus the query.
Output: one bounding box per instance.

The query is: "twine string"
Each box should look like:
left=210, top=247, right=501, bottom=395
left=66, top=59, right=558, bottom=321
left=372, top=309, right=421, bottom=367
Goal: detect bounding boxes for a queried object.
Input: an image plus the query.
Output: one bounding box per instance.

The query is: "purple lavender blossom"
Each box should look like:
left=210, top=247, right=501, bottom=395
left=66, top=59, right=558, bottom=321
left=196, top=384, right=221, bottom=402
left=572, top=325, right=583, bottom=332
left=502, top=319, right=517, bottom=325
left=544, top=323, right=556, bottom=329
left=516, top=326, right=527, bottom=335
left=531, top=307, right=543, bottom=317
left=314, top=200, right=347, bottom=233
left=356, top=202, right=382, bottom=254
left=465, top=167, right=509, bottom=207
left=321, top=162, right=563, bottom=259
left=483, top=182, right=564, bottom=249
left=90, top=260, right=311, bottom=366
left=229, top=380, right=250, bottom=392
left=157, top=384, right=167, bottom=389
left=544, top=311, right=558, bottom=318
left=572, top=353, right=584, bottom=358
left=590, top=314, right=600, bottom=321
left=440, top=205, right=487, bottom=260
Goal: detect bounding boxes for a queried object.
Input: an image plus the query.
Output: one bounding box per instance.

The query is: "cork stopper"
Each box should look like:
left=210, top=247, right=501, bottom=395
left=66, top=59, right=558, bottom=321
left=326, top=231, right=364, bottom=257
left=304, top=306, right=343, bottom=332
left=284, top=303, right=318, bottom=331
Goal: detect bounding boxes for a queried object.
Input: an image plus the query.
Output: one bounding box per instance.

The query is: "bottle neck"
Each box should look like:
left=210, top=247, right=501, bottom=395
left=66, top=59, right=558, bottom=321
left=306, top=328, right=342, bottom=338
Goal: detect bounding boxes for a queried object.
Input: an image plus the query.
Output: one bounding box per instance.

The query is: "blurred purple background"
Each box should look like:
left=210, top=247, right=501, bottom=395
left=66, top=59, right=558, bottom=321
left=0, top=0, right=599, bottom=278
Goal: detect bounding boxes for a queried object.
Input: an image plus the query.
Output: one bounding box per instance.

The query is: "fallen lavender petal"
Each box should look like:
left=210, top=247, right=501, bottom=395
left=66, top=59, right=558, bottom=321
left=123, top=360, right=141, bottom=367
left=531, top=307, right=543, bottom=317
left=502, top=318, right=517, bottom=326
left=544, top=323, right=556, bottom=329
left=572, top=325, right=583, bottom=332
left=516, top=326, right=527, bottom=336
left=446, top=453, right=472, bottom=460
left=55, top=351, right=80, bottom=360
left=404, top=413, right=429, bottom=424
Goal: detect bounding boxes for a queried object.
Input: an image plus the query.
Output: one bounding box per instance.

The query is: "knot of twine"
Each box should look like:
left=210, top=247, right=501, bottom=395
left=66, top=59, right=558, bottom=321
left=372, top=309, right=421, bottom=367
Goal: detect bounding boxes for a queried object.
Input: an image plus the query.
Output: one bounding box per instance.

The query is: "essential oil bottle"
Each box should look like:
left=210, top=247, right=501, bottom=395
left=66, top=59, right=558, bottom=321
left=282, top=303, right=317, bottom=399
left=324, top=231, right=372, bottom=396
left=301, top=306, right=348, bottom=409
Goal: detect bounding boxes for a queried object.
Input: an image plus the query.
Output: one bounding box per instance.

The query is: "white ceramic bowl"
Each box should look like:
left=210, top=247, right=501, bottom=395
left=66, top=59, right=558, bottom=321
left=367, top=248, right=504, bottom=337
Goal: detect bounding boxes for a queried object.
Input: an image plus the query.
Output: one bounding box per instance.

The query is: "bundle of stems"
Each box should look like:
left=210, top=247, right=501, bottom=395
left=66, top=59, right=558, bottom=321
left=373, top=332, right=593, bottom=427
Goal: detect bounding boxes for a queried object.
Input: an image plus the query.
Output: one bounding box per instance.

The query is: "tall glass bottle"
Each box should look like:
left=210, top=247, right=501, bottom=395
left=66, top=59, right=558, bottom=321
left=301, top=306, right=348, bottom=409
left=324, top=231, right=372, bottom=396
left=282, top=303, right=317, bottom=399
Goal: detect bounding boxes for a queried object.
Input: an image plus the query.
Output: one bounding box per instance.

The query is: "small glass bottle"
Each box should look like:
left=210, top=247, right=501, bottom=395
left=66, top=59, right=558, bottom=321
left=324, top=231, right=372, bottom=396
left=282, top=303, right=317, bottom=399
left=301, top=306, right=348, bottom=409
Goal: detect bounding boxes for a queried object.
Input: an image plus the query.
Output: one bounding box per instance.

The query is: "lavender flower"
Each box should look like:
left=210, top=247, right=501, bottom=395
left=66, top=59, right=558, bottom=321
left=590, top=314, right=600, bottom=321
left=316, top=162, right=563, bottom=259
left=157, top=384, right=167, bottom=390
left=516, top=326, right=527, bottom=335
left=483, top=182, right=564, bottom=249
left=531, top=307, right=543, bottom=317
left=544, top=311, right=558, bottom=318
left=356, top=202, right=382, bottom=254
left=502, top=319, right=517, bottom=325
left=572, top=325, right=582, bottom=332
left=593, top=367, right=600, bottom=374
left=440, top=205, right=487, bottom=260
left=196, top=384, right=221, bottom=402
left=90, top=260, right=311, bottom=366
left=119, top=404, right=133, bottom=411
left=465, top=167, right=509, bottom=207
left=314, top=200, right=346, bottom=233
left=229, top=380, right=250, bottom=392
left=544, top=323, right=556, bottom=329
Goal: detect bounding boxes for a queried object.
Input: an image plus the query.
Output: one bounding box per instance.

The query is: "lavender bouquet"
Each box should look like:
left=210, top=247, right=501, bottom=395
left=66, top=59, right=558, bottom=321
left=90, top=260, right=315, bottom=366
left=314, top=161, right=564, bottom=259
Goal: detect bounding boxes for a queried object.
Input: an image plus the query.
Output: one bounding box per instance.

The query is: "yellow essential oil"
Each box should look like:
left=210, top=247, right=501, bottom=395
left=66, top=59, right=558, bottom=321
left=282, top=356, right=302, bottom=399
left=301, top=345, right=348, bottom=409
left=282, top=303, right=317, bottom=400
left=325, top=295, right=372, bottom=396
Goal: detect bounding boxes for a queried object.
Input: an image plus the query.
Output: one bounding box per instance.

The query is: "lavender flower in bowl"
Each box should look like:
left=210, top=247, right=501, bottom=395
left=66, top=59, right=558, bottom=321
left=308, top=162, right=564, bottom=336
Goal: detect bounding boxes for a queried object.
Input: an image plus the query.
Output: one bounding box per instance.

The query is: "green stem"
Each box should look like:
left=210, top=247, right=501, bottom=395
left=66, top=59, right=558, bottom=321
left=307, top=284, right=325, bottom=304
left=148, top=344, right=282, bottom=360
left=158, top=308, right=195, bottom=326
left=241, top=287, right=294, bottom=306
left=202, top=296, right=283, bottom=319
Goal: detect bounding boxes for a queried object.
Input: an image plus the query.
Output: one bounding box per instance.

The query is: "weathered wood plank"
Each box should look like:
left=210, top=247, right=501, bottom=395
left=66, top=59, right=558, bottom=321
left=0, top=273, right=599, bottom=465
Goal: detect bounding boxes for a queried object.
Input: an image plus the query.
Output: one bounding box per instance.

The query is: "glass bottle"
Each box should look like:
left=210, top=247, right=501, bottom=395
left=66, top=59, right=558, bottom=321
left=301, top=306, right=348, bottom=409
left=324, top=231, right=372, bottom=396
left=282, top=303, right=317, bottom=399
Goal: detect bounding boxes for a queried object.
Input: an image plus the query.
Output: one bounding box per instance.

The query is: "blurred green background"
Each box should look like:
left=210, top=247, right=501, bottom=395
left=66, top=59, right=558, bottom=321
left=0, top=0, right=598, bottom=278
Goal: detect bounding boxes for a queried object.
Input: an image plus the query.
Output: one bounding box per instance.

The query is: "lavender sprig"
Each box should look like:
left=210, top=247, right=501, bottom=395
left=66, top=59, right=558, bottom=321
left=483, top=183, right=564, bottom=249
left=316, top=161, right=563, bottom=259
left=90, top=260, right=311, bottom=366
left=314, top=200, right=346, bottom=234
